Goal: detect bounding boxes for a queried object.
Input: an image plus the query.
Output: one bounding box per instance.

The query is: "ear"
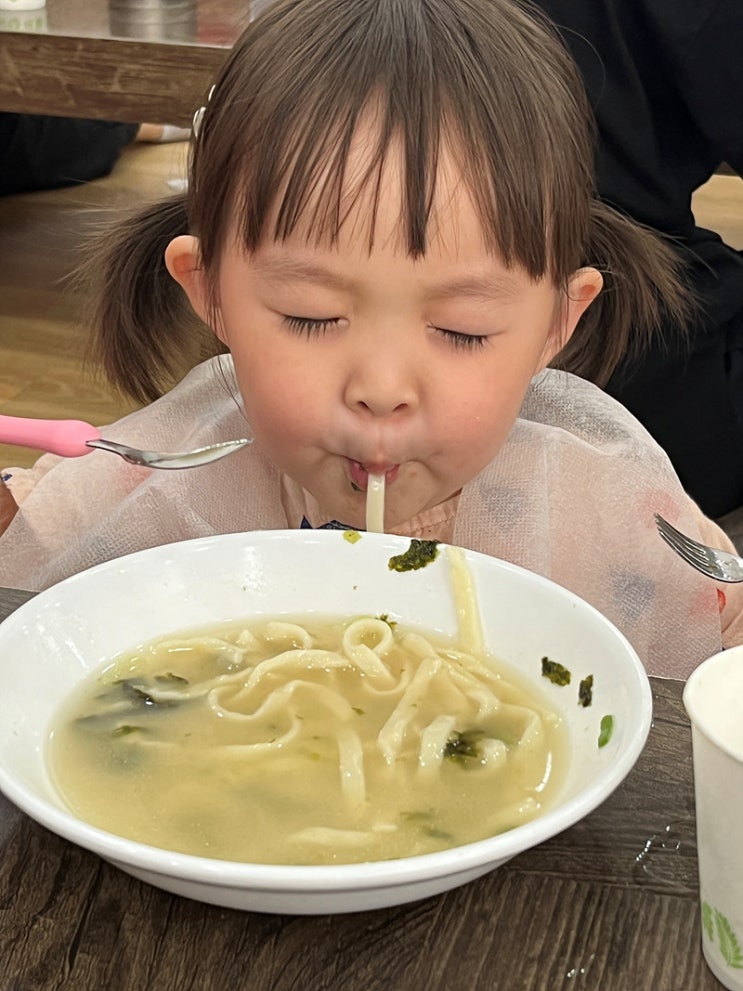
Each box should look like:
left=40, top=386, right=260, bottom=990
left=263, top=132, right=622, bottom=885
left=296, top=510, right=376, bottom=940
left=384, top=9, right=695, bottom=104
left=537, top=266, right=604, bottom=371
left=164, top=234, right=214, bottom=328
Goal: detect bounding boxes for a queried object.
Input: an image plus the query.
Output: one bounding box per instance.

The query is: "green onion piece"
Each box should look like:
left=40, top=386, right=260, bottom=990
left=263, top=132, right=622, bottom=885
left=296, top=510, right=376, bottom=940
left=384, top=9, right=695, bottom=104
left=598, top=714, right=614, bottom=748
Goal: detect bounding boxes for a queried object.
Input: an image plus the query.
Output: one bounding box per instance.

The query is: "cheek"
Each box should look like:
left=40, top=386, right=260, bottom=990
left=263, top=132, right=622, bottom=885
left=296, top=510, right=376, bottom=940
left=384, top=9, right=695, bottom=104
left=440, top=376, right=524, bottom=437
left=433, top=372, right=529, bottom=470
left=229, top=344, right=323, bottom=445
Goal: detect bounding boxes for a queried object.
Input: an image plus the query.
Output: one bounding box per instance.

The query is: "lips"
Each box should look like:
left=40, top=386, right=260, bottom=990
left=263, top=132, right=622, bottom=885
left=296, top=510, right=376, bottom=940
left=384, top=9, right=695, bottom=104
left=348, top=460, right=399, bottom=491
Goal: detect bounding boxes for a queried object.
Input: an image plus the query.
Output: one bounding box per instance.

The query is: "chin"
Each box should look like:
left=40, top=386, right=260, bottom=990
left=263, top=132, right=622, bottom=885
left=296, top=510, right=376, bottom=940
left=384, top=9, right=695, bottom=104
left=315, top=493, right=367, bottom=531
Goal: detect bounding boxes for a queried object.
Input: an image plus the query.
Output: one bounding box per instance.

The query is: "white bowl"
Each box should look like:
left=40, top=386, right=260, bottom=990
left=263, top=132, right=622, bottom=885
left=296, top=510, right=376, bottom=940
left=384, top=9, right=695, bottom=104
left=0, top=530, right=651, bottom=914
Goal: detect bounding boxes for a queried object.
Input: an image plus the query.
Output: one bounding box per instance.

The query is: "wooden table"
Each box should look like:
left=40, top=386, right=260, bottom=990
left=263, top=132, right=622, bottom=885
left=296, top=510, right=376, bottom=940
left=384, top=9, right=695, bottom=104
left=0, top=0, right=245, bottom=126
left=0, top=586, right=723, bottom=990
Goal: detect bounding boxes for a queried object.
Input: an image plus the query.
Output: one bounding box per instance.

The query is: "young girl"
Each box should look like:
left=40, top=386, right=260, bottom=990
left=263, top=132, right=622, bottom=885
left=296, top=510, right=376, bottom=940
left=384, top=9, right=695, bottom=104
left=0, top=0, right=741, bottom=678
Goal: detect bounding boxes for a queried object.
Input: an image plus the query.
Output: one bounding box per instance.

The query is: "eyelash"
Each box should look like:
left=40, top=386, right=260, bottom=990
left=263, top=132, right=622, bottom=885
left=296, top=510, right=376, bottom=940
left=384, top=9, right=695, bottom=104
left=435, top=328, right=487, bottom=351
left=283, top=316, right=487, bottom=350
left=283, top=315, right=339, bottom=337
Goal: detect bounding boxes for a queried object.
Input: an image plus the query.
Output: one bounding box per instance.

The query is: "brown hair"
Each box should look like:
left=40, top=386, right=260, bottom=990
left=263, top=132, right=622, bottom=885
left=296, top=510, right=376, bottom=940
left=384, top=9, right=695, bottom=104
left=86, top=0, right=688, bottom=403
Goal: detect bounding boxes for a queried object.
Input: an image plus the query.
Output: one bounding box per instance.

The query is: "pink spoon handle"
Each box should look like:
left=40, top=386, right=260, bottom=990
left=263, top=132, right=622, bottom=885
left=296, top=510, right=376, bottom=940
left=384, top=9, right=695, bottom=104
left=0, top=415, right=102, bottom=458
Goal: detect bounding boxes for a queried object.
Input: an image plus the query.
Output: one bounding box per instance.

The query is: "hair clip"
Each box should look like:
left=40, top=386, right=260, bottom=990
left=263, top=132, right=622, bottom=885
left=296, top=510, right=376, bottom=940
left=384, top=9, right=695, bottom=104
left=192, top=84, right=216, bottom=138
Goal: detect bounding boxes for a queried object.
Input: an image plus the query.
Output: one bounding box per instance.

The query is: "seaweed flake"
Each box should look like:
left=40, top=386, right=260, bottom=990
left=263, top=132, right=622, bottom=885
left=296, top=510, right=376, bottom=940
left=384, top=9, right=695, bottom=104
left=541, top=656, right=571, bottom=686
left=443, top=729, right=485, bottom=764
left=388, top=539, right=439, bottom=572
left=578, top=674, right=594, bottom=707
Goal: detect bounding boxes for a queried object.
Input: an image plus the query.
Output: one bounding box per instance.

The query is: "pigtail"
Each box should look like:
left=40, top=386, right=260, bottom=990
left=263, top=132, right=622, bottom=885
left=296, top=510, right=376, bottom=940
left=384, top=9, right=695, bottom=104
left=82, top=194, right=221, bottom=404
left=553, top=199, right=694, bottom=388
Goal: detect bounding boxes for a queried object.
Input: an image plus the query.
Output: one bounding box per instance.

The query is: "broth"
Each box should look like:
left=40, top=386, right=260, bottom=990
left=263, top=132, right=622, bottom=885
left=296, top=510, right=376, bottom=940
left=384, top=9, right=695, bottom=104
left=48, top=613, right=567, bottom=865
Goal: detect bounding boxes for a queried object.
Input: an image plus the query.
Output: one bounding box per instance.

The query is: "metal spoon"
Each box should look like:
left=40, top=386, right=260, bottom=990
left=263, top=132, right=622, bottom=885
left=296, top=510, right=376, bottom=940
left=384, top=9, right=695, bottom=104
left=0, top=415, right=251, bottom=470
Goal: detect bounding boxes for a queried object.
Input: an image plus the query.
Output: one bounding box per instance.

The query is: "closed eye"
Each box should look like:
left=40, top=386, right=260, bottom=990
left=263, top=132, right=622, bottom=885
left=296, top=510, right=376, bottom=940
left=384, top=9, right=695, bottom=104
left=435, top=328, right=487, bottom=351
left=283, top=315, right=341, bottom=337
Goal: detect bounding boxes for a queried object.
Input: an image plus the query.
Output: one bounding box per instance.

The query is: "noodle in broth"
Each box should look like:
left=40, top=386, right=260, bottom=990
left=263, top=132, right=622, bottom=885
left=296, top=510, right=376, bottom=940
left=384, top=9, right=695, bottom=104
left=47, top=549, right=566, bottom=865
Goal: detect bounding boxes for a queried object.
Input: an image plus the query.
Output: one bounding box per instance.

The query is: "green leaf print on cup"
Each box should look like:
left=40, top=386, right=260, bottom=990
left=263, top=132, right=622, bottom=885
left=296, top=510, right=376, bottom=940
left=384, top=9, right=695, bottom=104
left=703, top=902, right=743, bottom=969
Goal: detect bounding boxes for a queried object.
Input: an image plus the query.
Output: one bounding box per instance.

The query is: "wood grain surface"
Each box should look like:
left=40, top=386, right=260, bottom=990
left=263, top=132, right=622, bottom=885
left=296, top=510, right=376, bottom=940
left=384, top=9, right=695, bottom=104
left=0, top=34, right=223, bottom=127
left=0, top=0, right=243, bottom=124
left=0, top=588, right=723, bottom=990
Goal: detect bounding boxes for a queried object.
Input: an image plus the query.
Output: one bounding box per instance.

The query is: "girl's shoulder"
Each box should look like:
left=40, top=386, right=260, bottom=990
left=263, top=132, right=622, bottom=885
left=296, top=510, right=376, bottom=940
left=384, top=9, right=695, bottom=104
left=520, top=369, right=662, bottom=454
left=0, top=356, right=287, bottom=592
left=454, top=370, right=724, bottom=677
left=2, top=455, right=62, bottom=507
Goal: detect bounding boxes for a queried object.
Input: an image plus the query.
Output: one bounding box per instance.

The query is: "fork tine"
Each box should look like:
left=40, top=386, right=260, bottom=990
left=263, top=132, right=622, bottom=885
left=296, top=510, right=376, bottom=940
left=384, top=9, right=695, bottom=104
left=656, top=522, right=709, bottom=562
left=654, top=514, right=693, bottom=549
left=654, top=513, right=686, bottom=542
left=659, top=528, right=707, bottom=564
left=658, top=533, right=710, bottom=568
left=655, top=513, right=704, bottom=551
left=653, top=512, right=743, bottom=582
left=654, top=514, right=718, bottom=572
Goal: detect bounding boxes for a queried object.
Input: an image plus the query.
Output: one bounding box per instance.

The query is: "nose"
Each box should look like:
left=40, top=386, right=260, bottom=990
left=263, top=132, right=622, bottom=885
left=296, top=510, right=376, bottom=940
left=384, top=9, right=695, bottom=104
left=343, top=351, right=419, bottom=418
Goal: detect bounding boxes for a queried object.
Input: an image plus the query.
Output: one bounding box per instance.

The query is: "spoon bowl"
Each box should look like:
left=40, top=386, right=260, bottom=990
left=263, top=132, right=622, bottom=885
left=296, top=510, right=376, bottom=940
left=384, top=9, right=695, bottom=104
left=85, top=436, right=251, bottom=469
left=0, top=414, right=251, bottom=470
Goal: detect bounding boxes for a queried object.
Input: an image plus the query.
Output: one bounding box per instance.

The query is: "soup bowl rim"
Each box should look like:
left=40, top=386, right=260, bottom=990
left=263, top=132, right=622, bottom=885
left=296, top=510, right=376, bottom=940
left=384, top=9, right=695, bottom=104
left=0, top=529, right=653, bottom=901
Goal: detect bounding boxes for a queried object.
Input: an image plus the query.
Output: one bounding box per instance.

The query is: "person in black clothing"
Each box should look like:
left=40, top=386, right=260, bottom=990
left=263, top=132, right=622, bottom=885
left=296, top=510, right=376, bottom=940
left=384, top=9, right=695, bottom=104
left=533, top=0, right=743, bottom=518
left=0, top=114, right=189, bottom=197
left=0, top=114, right=140, bottom=196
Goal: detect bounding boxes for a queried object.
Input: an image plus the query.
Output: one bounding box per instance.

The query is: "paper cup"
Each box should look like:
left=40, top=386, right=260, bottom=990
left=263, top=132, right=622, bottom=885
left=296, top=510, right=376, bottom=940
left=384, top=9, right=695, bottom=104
left=0, top=8, right=46, bottom=30
left=684, top=647, right=743, bottom=990
left=0, top=1, right=46, bottom=9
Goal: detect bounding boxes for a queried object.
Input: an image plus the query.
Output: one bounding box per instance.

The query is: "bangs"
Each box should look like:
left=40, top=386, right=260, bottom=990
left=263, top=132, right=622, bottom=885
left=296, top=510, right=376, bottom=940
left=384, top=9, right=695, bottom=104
left=190, top=0, right=594, bottom=281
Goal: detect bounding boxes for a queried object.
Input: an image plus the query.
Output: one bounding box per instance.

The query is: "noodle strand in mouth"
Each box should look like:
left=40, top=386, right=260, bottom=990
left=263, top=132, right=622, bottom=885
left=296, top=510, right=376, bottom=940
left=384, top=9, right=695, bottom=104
left=365, top=473, right=386, bottom=533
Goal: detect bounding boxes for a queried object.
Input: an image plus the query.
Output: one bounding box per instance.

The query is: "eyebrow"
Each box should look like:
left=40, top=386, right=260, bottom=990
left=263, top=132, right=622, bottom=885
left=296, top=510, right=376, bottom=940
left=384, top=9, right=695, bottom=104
left=431, top=275, right=522, bottom=303
left=252, top=255, right=523, bottom=302
left=251, top=256, right=354, bottom=292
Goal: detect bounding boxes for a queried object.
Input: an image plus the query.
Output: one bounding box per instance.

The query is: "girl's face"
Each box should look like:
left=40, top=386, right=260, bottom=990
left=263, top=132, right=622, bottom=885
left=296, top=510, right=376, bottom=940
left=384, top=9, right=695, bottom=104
left=167, top=145, right=600, bottom=530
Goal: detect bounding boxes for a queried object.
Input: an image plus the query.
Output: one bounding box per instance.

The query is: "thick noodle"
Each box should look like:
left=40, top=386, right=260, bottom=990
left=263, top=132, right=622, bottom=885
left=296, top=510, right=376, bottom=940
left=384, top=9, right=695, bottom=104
left=365, top=473, right=386, bottom=533
left=49, top=548, right=565, bottom=865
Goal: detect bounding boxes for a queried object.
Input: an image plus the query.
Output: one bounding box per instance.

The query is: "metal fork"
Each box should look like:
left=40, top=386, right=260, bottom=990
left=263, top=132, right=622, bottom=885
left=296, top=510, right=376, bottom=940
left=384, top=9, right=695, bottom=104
left=654, top=513, right=743, bottom=582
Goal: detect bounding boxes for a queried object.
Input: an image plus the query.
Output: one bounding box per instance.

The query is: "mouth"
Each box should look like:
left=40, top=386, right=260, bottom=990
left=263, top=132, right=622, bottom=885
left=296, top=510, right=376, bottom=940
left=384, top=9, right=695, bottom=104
left=347, top=460, right=400, bottom=492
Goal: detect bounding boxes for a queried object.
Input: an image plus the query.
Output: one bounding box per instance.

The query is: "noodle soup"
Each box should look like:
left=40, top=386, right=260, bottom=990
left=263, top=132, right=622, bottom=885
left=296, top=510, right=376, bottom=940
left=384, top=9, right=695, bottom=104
left=48, top=612, right=567, bottom=865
